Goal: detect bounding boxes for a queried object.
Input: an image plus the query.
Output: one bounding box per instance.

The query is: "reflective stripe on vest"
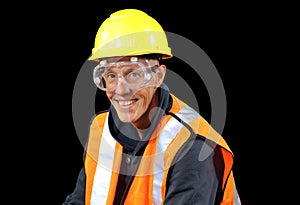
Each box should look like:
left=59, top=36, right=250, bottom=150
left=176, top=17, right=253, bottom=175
left=90, top=113, right=116, bottom=205
left=152, top=105, right=200, bottom=204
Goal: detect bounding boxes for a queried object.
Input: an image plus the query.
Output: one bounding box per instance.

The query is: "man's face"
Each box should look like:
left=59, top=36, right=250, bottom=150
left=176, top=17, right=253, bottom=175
left=104, top=56, right=166, bottom=128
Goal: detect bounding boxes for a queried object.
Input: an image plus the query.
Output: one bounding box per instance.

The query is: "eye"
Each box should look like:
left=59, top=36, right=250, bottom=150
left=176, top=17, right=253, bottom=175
left=129, top=71, right=141, bottom=78
left=103, top=72, right=116, bottom=80
left=127, top=71, right=143, bottom=79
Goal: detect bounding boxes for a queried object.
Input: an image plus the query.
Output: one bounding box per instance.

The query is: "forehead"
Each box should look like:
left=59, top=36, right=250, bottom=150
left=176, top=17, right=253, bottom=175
left=101, top=56, right=147, bottom=64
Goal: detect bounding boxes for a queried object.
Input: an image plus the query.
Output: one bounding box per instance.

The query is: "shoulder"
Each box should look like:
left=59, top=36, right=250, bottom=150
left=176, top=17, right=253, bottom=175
left=89, top=110, right=109, bottom=127
left=168, top=94, right=232, bottom=153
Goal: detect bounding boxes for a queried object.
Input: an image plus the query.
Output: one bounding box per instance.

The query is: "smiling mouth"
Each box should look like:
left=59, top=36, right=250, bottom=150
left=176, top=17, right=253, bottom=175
left=117, top=99, right=137, bottom=106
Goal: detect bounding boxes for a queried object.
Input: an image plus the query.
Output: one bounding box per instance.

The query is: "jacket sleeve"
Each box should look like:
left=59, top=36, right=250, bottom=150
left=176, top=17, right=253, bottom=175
left=164, top=137, right=225, bottom=205
left=62, top=167, right=86, bottom=205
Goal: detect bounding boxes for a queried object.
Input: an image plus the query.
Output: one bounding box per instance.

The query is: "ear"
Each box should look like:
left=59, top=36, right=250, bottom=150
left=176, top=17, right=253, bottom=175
left=155, top=65, right=166, bottom=86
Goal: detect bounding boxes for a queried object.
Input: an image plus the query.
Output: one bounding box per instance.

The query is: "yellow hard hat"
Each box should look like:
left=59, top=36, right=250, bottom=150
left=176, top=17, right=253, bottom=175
left=88, top=9, right=173, bottom=61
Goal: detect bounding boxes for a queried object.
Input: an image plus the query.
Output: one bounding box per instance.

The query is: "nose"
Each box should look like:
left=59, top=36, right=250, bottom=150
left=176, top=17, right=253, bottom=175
left=114, top=75, right=131, bottom=94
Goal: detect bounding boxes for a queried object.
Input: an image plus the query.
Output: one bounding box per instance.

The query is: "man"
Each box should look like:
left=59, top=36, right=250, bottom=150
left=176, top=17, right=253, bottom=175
left=63, top=8, right=241, bottom=205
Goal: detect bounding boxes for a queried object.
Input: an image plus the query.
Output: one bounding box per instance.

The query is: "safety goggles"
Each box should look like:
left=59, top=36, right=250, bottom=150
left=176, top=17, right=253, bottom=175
left=93, top=57, right=159, bottom=91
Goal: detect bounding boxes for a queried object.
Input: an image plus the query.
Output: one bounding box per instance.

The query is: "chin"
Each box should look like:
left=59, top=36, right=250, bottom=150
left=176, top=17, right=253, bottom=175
left=118, top=113, right=137, bottom=123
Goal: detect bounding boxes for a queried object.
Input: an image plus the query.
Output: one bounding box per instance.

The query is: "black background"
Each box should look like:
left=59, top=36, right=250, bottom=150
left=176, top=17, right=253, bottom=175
left=9, top=0, right=296, bottom=204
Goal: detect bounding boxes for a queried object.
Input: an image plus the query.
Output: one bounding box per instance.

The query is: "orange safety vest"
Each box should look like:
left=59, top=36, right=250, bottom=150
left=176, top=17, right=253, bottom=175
left=84, top=94, right=241, bottom=205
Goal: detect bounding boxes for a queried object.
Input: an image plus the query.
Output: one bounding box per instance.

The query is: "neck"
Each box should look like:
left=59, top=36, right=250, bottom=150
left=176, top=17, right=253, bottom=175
left=136, top=127, right=148, bottom=139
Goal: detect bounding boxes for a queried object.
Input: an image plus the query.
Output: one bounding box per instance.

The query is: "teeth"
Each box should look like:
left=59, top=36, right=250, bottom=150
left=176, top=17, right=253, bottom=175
left=118, top=100, right=135, bottom=106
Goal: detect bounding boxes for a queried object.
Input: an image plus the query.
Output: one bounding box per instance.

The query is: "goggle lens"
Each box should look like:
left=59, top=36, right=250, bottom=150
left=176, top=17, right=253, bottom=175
left=93, top=60, right=158, bottom=91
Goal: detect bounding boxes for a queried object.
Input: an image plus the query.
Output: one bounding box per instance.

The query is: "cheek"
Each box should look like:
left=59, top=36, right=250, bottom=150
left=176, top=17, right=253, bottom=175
left=141, top=88, right=155, bottom=105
